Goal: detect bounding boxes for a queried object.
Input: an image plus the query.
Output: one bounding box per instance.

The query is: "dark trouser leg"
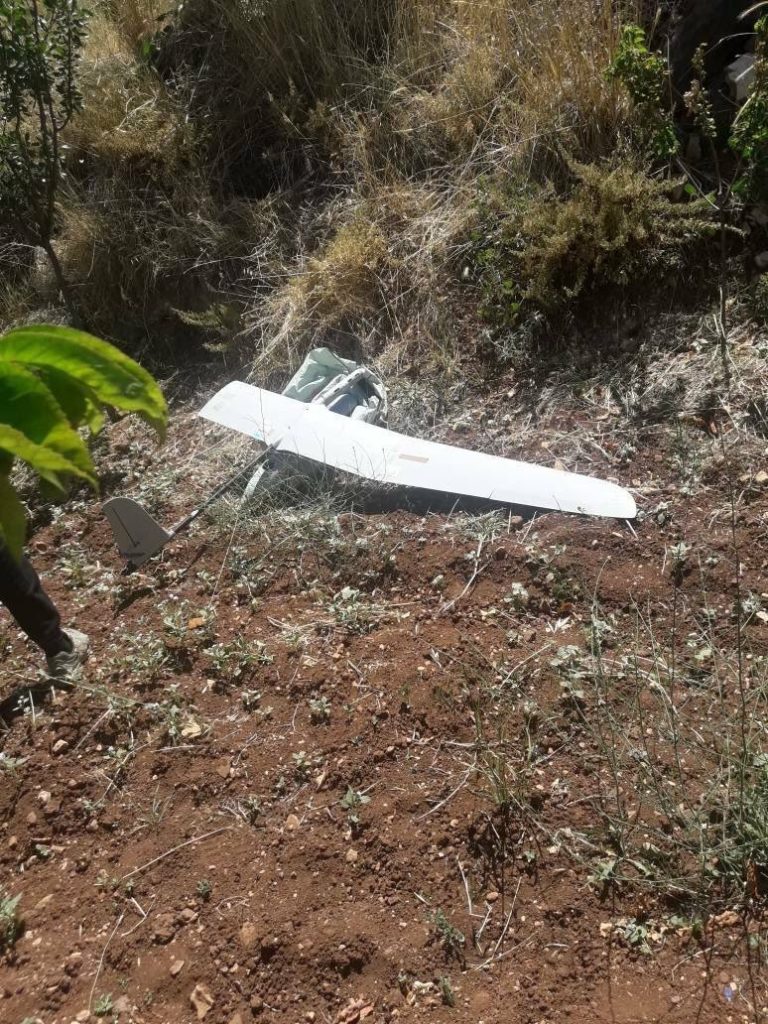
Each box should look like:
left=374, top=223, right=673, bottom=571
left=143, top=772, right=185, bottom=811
left=0, top=545, right=71, bottom=657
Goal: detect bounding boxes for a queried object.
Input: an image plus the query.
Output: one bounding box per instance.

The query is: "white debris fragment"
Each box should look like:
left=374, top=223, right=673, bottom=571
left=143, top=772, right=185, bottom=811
left=727, top=53, right=755, bottom=103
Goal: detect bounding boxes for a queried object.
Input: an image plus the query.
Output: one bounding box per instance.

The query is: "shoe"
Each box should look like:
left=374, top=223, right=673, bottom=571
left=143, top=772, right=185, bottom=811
left=46, top=628, right=90, bottom=683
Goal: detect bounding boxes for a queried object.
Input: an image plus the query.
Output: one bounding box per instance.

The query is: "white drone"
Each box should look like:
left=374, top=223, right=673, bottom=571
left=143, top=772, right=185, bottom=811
left=103, top=351, right=636, bottom=569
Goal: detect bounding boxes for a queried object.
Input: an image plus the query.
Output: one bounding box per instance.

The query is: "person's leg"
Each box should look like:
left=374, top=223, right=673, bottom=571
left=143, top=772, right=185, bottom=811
left=0, top=545, right=72, bottom=657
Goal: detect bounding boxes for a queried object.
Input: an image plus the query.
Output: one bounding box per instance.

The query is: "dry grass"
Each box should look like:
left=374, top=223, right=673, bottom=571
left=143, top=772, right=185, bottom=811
left=66, top=4, right=190, bottom=164
left=1, top=0, right=680, bottom=364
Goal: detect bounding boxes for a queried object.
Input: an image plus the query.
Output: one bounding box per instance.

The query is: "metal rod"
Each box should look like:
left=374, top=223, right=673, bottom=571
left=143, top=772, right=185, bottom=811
left=167, top=443, right=279, bottom=541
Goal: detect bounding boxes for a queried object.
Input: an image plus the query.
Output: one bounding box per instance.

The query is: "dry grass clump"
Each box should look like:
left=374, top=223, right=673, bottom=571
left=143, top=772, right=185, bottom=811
left=255, top=183, right=476, bottom=372
left=65, top=5, right=191, bottom=166
left=101, top=0, right=175, bottom=50
left=53, top=180, right=285, bottom=341
left=162, top=0, right=645, bottom=186
left=280, top=219, right=390, bottom=326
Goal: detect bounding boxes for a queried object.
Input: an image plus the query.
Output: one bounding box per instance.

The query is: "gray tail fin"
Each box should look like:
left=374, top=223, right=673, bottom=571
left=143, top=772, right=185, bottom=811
left=102, top=497, right=173, bottom=568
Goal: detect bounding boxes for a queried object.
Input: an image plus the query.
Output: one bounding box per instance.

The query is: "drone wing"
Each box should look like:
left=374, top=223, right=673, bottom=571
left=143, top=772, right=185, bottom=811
left=199, top=382, right=636, bottom=519
left=199, top=381, right=307, bottom=446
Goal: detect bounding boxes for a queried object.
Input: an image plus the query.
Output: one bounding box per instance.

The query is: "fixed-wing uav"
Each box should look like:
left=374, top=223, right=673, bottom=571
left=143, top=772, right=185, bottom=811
left=103, top=374, right=636, bottom=569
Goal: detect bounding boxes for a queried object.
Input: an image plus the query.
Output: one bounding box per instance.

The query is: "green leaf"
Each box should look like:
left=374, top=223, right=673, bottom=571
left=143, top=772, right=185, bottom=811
left=0, top=473, right=26, bottom=559
left=34, top=364, right=105, bottom=433
left=0, top=326, right=167, bottom=438
left=0, top=423, right=86, bottom=492
left=0, top=364, right=95, bottom=484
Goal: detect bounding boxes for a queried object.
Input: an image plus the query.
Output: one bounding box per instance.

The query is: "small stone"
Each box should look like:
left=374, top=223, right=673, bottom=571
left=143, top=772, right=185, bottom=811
left=285, top=814, right=300, bottom=832
left=33, top=894, right=54, bottom=913
left=250, top=996, right=264, bottom=1014
left=190, top=983, right=215, bottom=1019
left=64, top=952, right=83, bottom=976
left=52, top=739, right=69, bottom=755
left=178, top=908, right=198, bottom=924
left=113, top=995, right=131, bottom=1016
left=170, top=959, right=185, bottom=977
left=239, top=922, right=258, bottom=951
left=345, top=848, right=359, bottom=864
left=152, top=913, right=177, bottom=945
left=26, top=811, right=38, bottom=827
left=486, top=891, right=500, bottom=903
left=38, top=790, right=52, bottom=805
left=7, top=836, right=17, bottom=849
left=75, top=1012, right=91, bottom=1023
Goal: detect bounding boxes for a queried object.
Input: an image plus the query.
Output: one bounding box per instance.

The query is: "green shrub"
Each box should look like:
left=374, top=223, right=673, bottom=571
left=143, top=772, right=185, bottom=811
left=0, top=889, right=21, bottom=951
left=0, top=0, right=89, bottom=320
left=477, top=160, right=718, bottom=323
left=606, top=24, right=678, bottom=159
left=731, top=16, right=768, bottom=201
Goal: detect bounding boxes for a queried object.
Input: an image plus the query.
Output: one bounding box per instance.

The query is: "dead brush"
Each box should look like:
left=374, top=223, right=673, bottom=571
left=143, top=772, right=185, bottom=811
left=477, top=159, right=720, bottom=322
left=65, top=4, right=188, bottom=164
left=99, top=0, right=175, bottom=50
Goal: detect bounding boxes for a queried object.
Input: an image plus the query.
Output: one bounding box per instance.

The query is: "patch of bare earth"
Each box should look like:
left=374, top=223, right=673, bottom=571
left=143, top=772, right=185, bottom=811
left=2, top=330, right=768, bottom=1024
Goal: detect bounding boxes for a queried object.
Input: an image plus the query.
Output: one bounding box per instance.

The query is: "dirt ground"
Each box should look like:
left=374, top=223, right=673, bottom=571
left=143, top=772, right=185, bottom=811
left=2, top=333, right=768, bottom=1024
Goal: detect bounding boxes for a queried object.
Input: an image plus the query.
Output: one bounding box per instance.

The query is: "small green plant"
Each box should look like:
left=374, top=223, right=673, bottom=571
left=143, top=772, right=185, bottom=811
left=292, top=750, right=313, bottom=781
left=430, top=908, right=465, bottom=956
left=340, top=785, right=370, bottom=828
left=731, top=16, right=768, bottom=200
left=95, top=870, right=120, bottom=892
left=616, top=917, right=654, bottom=955
left=606, top=24, right=677, bottom=158
left=196, top=879, right=212, bottom=901
left=589, top=856, right=620, bottom=893
left=666, top=540, right=690, bottom=583
left=241, top=688, right=262, bottom=711
left=137, top=788, right=171, bottom=830
left=309, top=695, right=331, bottom=723
left=504, top=581, right=530, bottom=611
left=684, top=44, right=716, bottom=145
left=0, top=752, right=26, bottom=774
left=242, top=795, right=261, bottom=824
left=205, top=637, right=272, bottom=682
left=439, top=976, right=455, bottom=1007
left=93, top=992, right=114, bottom=1018
left=0, top=889, right=21, bottom=951
left=330, top=586, right=377, bottom=634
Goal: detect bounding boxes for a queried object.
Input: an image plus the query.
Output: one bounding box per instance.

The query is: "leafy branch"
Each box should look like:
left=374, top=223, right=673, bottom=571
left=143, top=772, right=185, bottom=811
left=0, top=325, right=167, bottom=556
left=0, top=0, right=89, bottom=321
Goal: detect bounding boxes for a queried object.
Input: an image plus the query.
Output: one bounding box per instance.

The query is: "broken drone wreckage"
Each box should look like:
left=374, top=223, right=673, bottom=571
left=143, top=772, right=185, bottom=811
left=103, top=349, right=637, bottom=569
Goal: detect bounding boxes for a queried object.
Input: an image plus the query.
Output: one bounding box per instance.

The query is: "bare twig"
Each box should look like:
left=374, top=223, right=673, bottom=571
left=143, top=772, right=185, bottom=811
left=89, top=911, right=125, bottom=1010
left=457, top=857, right=473, bottom=916
left=121, top=827, right=232, bottom=880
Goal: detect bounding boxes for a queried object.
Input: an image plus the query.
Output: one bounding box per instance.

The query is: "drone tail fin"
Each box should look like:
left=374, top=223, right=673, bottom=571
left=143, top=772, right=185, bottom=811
left=102, top=497, right=173, bottom=568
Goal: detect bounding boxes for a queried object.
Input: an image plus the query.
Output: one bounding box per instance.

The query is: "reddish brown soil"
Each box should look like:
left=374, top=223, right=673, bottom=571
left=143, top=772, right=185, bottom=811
left=2, top=375, right=768, bottom=1024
